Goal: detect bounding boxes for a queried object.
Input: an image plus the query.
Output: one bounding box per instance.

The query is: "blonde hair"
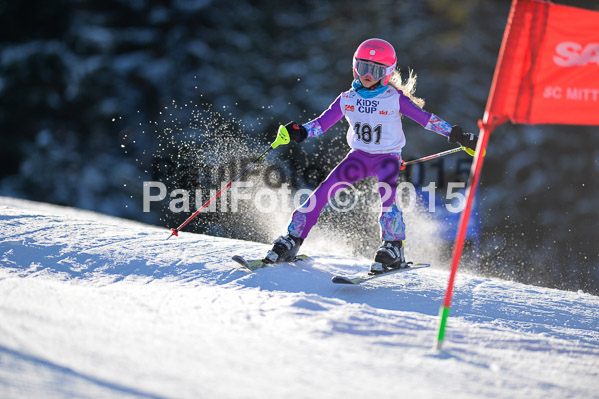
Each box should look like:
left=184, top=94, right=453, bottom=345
left=388, top=68, right=425, bottom=108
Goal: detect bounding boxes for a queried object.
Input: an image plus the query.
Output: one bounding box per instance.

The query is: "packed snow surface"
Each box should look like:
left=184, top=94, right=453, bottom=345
left=0, top=196, right=598, bottom=398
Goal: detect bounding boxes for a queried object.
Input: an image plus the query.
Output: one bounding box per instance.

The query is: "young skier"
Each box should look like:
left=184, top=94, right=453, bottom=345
left=264, top=38, right=478, bottom=273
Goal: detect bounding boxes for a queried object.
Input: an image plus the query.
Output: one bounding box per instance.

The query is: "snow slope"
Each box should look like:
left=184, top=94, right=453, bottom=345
left=0, top=196, right=598, bottom=399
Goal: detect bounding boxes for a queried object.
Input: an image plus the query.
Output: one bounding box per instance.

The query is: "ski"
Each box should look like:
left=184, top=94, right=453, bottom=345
left=331, top=262, right=431, bottom=285
left=232, top=254, right=311, bottom=271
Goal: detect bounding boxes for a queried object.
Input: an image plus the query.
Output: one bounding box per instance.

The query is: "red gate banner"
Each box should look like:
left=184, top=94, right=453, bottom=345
left=485, top=0, right=599, bottom=126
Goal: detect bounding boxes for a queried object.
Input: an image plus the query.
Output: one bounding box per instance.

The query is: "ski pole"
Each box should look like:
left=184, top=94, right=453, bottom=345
left=166, top=125, right=291, bottom=239
left=399, top=146, right=465, bottom=170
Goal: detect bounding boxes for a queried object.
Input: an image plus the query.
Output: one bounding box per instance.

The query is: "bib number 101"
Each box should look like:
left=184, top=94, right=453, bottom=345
left=354, top=122, right=382, bottom=145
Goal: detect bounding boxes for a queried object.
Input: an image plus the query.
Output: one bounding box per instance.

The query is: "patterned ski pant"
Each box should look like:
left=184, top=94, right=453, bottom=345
left=287, top=150, right=405, bottom=241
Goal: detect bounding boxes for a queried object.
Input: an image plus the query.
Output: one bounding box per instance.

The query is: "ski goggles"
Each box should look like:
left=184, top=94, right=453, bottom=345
left=353, top=59, right=395, bottom=81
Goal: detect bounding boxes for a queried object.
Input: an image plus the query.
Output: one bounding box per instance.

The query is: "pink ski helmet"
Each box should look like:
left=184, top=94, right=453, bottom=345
left=353, top=38, right=397, bottom=86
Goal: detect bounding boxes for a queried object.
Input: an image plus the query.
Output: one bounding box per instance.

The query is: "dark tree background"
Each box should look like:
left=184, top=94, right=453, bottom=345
left=1, top=0, right=597, bottom=294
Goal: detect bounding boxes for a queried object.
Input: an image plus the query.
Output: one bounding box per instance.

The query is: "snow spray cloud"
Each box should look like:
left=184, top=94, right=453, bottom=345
left=123, top=96, right=327, bottom=243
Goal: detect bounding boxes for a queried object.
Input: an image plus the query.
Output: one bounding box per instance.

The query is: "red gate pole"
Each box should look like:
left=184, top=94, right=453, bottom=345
left=434, top=118, right=495, bottom=351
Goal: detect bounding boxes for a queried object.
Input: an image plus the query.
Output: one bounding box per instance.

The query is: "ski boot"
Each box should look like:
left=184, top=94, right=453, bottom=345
left=370, top=240, right=406, bottom=274
left=263, top=234, right=304, bottom=264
